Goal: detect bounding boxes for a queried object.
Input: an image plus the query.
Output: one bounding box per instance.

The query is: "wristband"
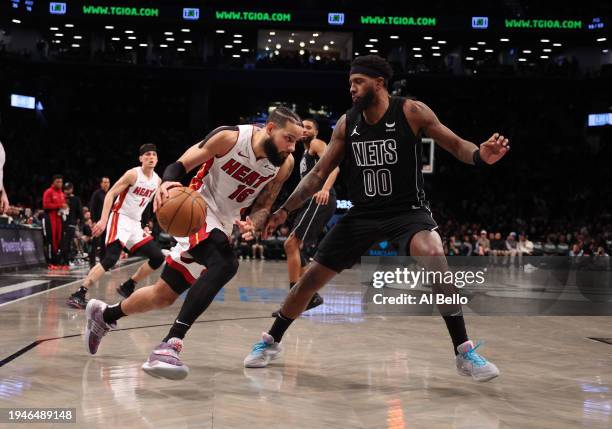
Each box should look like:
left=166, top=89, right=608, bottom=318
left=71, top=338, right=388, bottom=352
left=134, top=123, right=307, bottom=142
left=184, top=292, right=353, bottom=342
left=472, top=149, right=486, bottom=167
left=162, top=161, right=186, bottom=182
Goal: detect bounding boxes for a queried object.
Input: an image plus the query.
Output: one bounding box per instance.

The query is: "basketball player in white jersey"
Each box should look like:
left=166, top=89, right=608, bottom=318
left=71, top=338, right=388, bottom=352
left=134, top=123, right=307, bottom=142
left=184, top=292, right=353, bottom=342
left=83, top=107, right=302, bottom=380
left=67, top=144, right=165, bottom=309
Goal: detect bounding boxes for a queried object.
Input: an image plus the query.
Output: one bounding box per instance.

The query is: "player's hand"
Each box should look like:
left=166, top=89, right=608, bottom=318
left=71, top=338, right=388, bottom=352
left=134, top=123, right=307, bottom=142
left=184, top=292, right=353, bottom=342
left=235, top=216, right=256, bottom=241
left=314, top=190, right=329, bottom=206
left=92, top=219, right=107, bottom=238
left=263, top=209, right=287, bottom=239
left=480, top=133, right=510, bottom=165
left=154, top=181, right=182, bottom=212
left=0, top=192, right=9, bottom=214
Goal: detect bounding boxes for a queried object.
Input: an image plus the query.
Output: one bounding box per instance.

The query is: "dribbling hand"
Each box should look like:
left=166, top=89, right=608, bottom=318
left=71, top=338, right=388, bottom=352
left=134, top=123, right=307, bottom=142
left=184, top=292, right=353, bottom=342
left=154, top=181, right=182, bottom=212
left=480, top=133, right=510, bottom=165
left=263, top=209, right=287, bottom=239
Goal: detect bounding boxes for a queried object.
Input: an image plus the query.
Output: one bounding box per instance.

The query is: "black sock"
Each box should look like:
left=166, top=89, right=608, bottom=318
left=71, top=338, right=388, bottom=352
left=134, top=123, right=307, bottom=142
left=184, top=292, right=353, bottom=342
left=122, top=278, right=136, bottom=289
left=289, top=282, right=296, bottom=289
left=103, top=302, right=126, bottom=324
left=75, top=286, right=88, bottom=297
left=164, top=321, right=190, bottom=342
left=268, top=311, right=294, bottom=343
left=443, top=314, right=468, bottom=355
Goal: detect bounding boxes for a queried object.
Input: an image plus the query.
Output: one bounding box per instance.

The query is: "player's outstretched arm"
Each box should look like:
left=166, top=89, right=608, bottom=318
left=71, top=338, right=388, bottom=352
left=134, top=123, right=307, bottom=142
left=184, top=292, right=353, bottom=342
left=92, top=169, right=137, bottom=237
left=155, top=128, right=237, bottom=211
left=404, top=100, right=509, bottom=166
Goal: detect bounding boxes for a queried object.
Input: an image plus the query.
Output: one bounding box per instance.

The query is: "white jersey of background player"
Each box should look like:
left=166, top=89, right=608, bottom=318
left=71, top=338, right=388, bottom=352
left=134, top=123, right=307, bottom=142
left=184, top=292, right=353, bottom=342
left=67, top=144, right=166, bottom=309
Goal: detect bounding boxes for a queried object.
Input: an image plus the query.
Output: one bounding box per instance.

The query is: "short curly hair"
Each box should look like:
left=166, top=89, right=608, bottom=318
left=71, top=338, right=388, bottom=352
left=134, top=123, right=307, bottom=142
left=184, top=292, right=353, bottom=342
left=351, top=55, right=393, bottom=85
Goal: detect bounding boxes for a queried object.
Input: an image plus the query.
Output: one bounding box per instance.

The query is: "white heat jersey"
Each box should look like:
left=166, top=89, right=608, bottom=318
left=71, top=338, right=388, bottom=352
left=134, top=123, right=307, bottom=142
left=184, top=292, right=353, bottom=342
left=188, top=125, right=280, bottom=236
left=113, top=167, right=160, bottom=221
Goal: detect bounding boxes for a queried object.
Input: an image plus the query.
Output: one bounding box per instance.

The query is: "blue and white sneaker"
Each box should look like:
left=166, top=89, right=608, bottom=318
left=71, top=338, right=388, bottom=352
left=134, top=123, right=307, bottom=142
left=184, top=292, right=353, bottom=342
left=456, top=340, right=499, bottom=382
left=243, top=333, right=283, bottom=368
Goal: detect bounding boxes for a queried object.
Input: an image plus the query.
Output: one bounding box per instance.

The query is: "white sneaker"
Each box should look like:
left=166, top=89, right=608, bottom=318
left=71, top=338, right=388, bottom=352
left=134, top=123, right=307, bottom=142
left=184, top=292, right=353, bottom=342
left=456, top=340, right=499, bottom=382
left=244, top=333, right=283, bottom=368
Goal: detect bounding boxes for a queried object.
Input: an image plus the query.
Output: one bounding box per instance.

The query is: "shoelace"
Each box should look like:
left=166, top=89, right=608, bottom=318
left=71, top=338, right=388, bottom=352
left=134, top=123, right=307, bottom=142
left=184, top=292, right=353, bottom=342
left=168, top=341, right=182, bottom=353
left=251, top=341, right=269, bottom=353
left=89, top=319, right=110, bottom=337
left=462, top=341, right=487, bottom=367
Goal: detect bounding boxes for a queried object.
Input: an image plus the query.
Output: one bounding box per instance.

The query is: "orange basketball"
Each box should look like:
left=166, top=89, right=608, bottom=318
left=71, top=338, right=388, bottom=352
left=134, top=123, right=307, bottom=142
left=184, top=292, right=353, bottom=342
left=156, top=187, right=206, bottom=237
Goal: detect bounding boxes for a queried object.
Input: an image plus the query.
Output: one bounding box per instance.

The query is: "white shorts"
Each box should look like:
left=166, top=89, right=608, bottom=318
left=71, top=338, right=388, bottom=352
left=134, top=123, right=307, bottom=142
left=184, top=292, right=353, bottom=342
left=106, top=212, right=152, bottom=252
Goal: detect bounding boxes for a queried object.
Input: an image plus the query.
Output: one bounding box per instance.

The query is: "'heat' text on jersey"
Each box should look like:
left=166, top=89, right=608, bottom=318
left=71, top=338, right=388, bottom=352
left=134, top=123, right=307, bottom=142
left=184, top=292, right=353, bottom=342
left=221, top=158, right=275, bottom=203
left=221, top=159, right=274, bottom=188
left=132, top=187, right=155, bottom=198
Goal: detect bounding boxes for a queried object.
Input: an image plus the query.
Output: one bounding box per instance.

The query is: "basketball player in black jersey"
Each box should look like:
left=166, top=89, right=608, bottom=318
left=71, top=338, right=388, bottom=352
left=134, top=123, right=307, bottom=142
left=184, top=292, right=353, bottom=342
left=244, top=55, right=509, bottom=382
left=272, top=118, right=339, bottom=316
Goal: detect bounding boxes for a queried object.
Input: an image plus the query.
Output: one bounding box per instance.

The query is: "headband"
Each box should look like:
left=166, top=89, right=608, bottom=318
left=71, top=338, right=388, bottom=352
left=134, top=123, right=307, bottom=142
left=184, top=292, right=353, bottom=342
left=349, top=65, right=387, bottom=79
left=139, top=143, right=157, bottom=155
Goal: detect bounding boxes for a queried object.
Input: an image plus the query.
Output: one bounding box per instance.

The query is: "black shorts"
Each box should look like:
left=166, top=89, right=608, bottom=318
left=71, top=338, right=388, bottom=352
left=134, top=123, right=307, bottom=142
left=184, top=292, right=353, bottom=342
left=291, top=193, right=337, bottom=246
left=314, top=207, right=438, bottom=273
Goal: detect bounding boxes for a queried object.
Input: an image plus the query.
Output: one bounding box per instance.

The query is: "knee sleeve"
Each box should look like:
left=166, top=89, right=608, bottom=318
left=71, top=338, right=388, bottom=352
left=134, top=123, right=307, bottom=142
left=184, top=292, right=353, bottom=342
left=100, top=241, right=122, bottom=271
left=217, top=257, right=239, bottom=284
left=132, top=240, right=164, bottom=270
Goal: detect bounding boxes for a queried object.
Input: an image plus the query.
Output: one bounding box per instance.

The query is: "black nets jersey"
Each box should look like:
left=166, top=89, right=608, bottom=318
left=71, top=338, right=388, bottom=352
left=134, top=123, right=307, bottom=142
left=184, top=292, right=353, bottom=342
left=342, top=96, right=427, bottom=213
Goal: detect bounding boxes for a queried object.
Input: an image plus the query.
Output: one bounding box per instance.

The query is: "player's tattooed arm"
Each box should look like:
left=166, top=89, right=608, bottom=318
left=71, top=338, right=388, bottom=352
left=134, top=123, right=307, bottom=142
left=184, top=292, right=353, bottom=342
left=282, top=114, right=346, bottom=212
left=249, top=155, right=295, bottom=231
left=238, top=156, right=294, bottom=239
left=404, top=100, right=509, bottom=165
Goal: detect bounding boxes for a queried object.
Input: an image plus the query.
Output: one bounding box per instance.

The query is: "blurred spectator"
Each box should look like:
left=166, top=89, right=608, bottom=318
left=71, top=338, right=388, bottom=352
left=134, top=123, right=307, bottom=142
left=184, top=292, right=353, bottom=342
left=505, top=232, right=519, bottom=265
left=263, top=224, right=290, bottom=260
left=517, top=233, right=534, bottom=266
left=490, top=232, right=505, bottom=263
left=252, top=231, right=265, bottom=260
left=477, top=230, right=490, bottom=256
left=74, top=209, right=93, bottom=258
left=448, top=235, right=460, bottom=256
left=461, top=234, right=473, bottom=256
left=0, top=141, right=9, bottom=213
left=569, top=243, right=583, bottom=257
